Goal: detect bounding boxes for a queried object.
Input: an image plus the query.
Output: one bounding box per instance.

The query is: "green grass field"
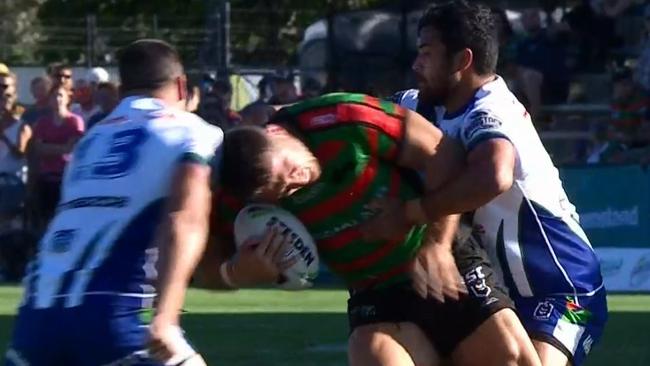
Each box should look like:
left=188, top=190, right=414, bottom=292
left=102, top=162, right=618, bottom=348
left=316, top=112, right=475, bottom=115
left=0, top=286, right=648, bottom=365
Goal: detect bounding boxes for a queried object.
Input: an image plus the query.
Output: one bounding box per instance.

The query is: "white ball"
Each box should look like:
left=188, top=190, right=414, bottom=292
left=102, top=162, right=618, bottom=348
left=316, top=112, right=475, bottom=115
left=234, top=204, right=319, bottom=290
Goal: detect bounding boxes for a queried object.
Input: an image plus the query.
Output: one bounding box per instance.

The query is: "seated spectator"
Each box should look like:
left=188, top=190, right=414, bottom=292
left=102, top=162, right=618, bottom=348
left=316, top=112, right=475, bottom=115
left=565, top=0, right=626, bottom=72
left=493, top=7, right=544, bottom=119
left=586, top=124, right=628, bottom=163
left=22, top=76, right=52, bottom=126
left=86, top=82, right=119, bottom=129
left=517, top=8, right=571, bottom=104
left=32, top=86, right=84, bottom=226
left=610, top=66, right=649, bottom=147
left=634, top=5, right=650, bottom=96
left=70, top=78, right=100, bottom=127
left=0, top=74, right=31, bottom=183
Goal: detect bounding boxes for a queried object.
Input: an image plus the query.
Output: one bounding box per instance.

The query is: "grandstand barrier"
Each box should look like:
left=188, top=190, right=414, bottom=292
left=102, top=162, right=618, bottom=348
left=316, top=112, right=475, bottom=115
left=561, top=164, right=650, bottom=292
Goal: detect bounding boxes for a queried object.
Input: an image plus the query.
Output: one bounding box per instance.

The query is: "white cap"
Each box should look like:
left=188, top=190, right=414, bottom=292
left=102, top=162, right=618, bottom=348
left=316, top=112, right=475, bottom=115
left=86, top=67, right=110, bottom=84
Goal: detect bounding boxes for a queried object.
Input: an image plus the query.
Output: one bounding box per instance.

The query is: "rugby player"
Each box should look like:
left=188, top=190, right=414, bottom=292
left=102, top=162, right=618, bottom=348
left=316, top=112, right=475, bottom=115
left=382, top=2, right=608, bottom=365
left=4, top=39, right=222, bottom=366
left=206, top=93, right=540, bottom=366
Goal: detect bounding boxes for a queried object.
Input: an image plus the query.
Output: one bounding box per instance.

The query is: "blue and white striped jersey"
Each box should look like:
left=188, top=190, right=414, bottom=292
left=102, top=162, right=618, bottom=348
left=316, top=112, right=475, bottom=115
left=392, top=77, right=604, bottom=298
left=22, top=96, right=223, bottom=309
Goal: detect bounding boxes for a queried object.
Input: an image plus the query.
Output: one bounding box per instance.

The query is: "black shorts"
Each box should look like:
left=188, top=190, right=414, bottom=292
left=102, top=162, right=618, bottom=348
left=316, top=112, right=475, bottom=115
left=347, top=232, right=514, bottom=357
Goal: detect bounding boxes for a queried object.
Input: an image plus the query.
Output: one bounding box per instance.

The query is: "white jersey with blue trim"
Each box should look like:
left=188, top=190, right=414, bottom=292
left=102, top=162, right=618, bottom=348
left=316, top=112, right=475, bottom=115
left=22, top=96, right=223, bottom=309
left=393, top=78, right=603, bottom=298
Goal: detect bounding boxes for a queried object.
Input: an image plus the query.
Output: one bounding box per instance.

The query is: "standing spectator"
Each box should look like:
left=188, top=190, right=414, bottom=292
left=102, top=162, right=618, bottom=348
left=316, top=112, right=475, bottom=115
left=86, top=67, right=110, bottom=89
left=48, top=64, right=74, bottom=96
left=611, top=66, right=648, bottom=146
left=517, top=8, right=570, bottom=104
left=32, top=86, right=84, bottom=225
left=199, top=78, right=242, bottom=129
left=70, top=78, right=101, bottom=126
left=0, top=74, right=31, bottom=183
left=22, top=76, right=52, bottom=126
left=86, top=82, right=119, bottom=129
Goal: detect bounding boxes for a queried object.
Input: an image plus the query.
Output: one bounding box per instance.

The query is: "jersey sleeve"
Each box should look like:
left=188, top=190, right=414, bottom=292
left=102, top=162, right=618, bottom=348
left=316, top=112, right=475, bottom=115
left=460, top=109, right=511, bottom=151
left=178, top=116, right=224, bottom=166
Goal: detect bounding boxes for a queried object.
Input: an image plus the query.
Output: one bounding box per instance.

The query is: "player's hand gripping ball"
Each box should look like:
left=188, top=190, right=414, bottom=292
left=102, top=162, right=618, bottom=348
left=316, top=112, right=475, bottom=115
left=234, top=204, right=319, bottom=290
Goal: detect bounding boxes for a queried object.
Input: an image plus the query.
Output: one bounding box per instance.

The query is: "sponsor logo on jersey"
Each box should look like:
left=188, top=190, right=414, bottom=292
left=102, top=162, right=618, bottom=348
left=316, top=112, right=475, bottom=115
left=464, top=110, right=503, bottom=141
left=630, top=254, right=650, bottom=288
left=464, top=266, right=492, bottom=298
left=533, top=300, right=554, bottom=321
left=309, top=113, right=337, bottom=128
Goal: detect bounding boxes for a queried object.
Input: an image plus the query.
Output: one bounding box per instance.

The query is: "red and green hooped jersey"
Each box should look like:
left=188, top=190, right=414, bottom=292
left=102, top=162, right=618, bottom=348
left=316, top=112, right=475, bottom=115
left=216, top=93, right=426, bottom=289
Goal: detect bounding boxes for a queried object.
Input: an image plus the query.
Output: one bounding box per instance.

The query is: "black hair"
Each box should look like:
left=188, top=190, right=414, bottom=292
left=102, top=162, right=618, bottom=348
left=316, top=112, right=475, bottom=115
left=219, top=126, right=274, bottom=200
left=118, top=39, right=183, bottom=93
left=212, top=79, right=233, bottom=95
left=418, top=1, right=498, bottom=75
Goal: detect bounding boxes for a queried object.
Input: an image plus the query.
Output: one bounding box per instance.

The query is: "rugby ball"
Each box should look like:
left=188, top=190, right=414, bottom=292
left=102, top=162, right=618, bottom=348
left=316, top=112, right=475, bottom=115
left=234, top=204, right=319, bottom=290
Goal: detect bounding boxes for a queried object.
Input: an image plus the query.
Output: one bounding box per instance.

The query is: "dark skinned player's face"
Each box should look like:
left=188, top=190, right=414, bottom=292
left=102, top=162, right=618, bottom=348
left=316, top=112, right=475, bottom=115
left=412, top=26, right=453, bottom=106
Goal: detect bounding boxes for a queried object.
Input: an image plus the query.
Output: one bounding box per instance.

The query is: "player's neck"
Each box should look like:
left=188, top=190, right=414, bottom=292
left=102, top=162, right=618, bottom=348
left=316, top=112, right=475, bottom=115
left=444, top=74, right=496, bottom=116
left=122, top=85, right=182, bottom=109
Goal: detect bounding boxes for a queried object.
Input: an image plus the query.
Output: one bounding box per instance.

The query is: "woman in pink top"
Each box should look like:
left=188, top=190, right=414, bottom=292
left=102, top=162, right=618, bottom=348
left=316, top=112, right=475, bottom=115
left=32, top=85, right=84, bottom=225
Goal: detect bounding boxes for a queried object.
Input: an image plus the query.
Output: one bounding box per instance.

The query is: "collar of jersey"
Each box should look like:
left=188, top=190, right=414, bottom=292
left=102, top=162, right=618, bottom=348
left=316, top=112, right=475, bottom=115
left=114, top=95, right=168, bottom=113
left=442, top=75, right=506, bottom=120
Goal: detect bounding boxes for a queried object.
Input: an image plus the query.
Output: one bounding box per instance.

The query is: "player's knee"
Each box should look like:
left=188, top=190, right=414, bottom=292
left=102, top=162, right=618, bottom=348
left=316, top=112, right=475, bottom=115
left=499, top=334, right=524, bottom=365
left=349, top=325, right=389, bottom=353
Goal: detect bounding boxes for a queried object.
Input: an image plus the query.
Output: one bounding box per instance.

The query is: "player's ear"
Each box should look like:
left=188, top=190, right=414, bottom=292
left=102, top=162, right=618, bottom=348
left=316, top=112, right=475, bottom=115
left=452, top=48, right=473, bottom=74
left=176, top=75, right=188, bottom=102
left=287, top=164, right=311, bottom=186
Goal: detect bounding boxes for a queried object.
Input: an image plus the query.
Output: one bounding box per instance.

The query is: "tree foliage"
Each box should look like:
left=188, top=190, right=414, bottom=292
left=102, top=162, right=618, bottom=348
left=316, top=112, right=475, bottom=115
left=5, top=0, right=390, bottom=66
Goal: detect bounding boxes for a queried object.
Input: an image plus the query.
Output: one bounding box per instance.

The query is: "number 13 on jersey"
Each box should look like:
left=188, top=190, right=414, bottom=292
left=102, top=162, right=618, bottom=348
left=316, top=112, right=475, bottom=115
left=69, top=128, right=149, bottom=182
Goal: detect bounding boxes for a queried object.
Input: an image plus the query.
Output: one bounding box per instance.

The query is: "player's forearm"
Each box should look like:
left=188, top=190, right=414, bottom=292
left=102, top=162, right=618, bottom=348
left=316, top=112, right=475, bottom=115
left=420, top=214, right=460, bottom=250
left=193, top=238, right=239, bottom=291
left=155, top=213, right=209, bottom=321
left=417, top=163, right=511, bottom=220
